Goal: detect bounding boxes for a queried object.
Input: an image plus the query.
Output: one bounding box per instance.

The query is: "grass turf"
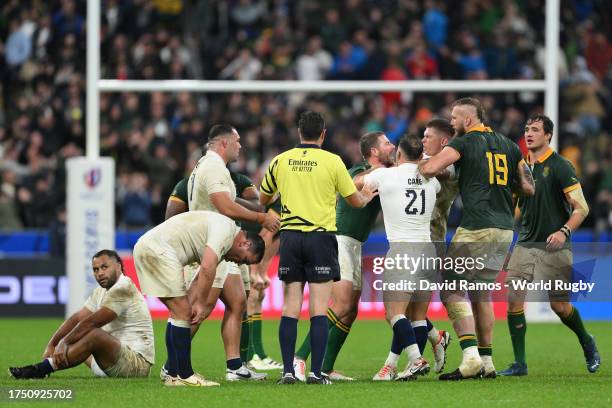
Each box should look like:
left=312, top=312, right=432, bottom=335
left=0, top=318, right=610, bottom=407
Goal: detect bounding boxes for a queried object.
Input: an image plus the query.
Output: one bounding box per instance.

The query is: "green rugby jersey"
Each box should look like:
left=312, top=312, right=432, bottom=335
left=336, top=161, right=381, bottom=242
left=170, top=177, right=188, bottom=203
left=518, top=148, right=579, bottom=244
left=230, top=170, right=261, bottom=233
left=447, top=125, right=523, bottom=230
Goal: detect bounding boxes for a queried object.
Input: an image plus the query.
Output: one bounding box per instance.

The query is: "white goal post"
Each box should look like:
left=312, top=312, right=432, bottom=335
left=66, top=0, right=560, bottom=317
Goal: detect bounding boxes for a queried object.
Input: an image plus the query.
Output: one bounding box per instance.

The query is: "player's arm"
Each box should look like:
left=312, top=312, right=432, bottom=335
left=191, top=246, right=221, bottom=324
left=43, top=307, right=92, bottom=358
left=435, top=164, right=455, bottom=182
left=353, top=166, right=382, bottom=189
left=515, top=159, right=536, bottom=196
left=344, top=182, right=378, bottom=208
left=166, top=178, right=189, bottom=219
left=546, top=185, right=589, bottom=250
left=210, top=191, right=278, bottom=232
left=236, top=186, right=264, bottom=212
left=52, top=307, right=118, bottom=368
left=165, top=196, right=188, bottom=220
left=419, top=146, right=460, bottom=177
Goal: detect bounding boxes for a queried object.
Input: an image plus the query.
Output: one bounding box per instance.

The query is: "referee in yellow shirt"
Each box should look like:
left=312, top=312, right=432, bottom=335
left=260, top=111, right=377, bottom=384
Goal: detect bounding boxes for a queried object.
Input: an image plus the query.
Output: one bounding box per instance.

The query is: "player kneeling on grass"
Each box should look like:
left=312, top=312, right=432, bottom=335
left=133, top=210, right=265, bottom=387
left=10, top=250, right=155, bottom=380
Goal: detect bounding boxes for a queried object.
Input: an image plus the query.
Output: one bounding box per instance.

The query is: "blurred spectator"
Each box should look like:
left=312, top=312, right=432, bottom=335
left=0, top=0, right=609, bottom=237
left=48, top=206, right=66, bottom=257
left=120, top=172, right=152, bottom=228
left=220, top=49, right=262, bottom=80
left=296, top=36, right=332, bottom=81
left=0, top=169, right=22, bottom=230
left=423, top=0, right=448, bottom=48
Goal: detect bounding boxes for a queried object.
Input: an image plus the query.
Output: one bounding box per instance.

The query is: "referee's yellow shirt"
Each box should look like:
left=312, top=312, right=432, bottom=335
left=260, top=143, right=357, bottom=232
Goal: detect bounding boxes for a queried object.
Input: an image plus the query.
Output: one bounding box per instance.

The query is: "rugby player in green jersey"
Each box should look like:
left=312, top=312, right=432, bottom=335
left=499, top=115, right=600, bottom=376
left=420, top=97, right=535, bottom=380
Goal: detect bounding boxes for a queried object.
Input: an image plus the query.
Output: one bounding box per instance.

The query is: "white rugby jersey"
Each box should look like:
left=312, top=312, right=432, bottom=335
left=84, top=274, right=155, bottom=364
left=364, top=163, right=440, bottom=242
left=188, top=150, right=236, bottom=212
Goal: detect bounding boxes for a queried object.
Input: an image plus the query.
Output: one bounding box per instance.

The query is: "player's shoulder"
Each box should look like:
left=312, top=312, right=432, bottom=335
left=551, top=151, right=578, bottom=173
left=107, top=275, right=136, bottom=298
left=349, top=161, right=370, bottom=176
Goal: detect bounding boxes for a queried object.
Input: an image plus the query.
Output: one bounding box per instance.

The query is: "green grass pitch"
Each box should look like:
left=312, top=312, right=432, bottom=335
left=1, top=318, right=610, bottom=407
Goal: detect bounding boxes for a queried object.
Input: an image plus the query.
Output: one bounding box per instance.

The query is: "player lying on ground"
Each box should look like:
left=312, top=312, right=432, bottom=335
left=362, top=134, right=441, bottom=381
left=499, top=115, right=600, bottom=376
left=10, top=250, right=155, bottom=379
left=133, top=210, right=265, bottom=387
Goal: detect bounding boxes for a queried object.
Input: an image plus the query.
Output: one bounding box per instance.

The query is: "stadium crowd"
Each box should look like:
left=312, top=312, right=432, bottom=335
left=0, top=0, right=610, bottom=236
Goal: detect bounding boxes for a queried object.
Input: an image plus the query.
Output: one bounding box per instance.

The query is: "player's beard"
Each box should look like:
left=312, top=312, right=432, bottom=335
left=454, top=124, right=465, bottom=137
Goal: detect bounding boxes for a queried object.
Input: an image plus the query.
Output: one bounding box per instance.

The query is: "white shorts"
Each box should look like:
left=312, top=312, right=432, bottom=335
left=134, top=240, right=186, bottom=298
left=337, top=235, right=362, bottom=290
left=183, top=261, right=250, bottom=290
left=91, top=344, right=151, bottom=378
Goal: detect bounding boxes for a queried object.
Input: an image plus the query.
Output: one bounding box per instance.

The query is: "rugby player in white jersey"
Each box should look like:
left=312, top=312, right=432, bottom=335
left=10, top=250, right=155, bottom=380
left=181, top=124, right=278, bottom=382
left=134, top=211, right=265, bottom=386
left=361, top=134, right=441, bottom=381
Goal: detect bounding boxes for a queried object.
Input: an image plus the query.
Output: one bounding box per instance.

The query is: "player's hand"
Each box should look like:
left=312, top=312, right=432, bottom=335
left=359, top=182, right=379, bottom=207
left=42, top=345, right=55, bottom=359
left=190, top=302, right=207, bottom=326
left=546, top=231, right=566, bottom=251
left=262, top=211, right=280, bottom=233
left=52, top=341, right=69, bottom=369
left=250, top=272, right=265, bottom=291
left=262, top=274, right=271, bottom=289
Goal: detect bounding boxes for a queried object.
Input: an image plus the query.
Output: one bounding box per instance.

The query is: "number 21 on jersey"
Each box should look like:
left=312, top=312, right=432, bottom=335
left=486, top=152, right=508, bottom=186
left=405, top=189, right=425, bottom=215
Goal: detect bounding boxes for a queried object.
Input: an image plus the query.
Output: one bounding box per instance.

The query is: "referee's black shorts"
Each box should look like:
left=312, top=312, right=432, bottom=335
left=278, top=231, right=340, bottom=283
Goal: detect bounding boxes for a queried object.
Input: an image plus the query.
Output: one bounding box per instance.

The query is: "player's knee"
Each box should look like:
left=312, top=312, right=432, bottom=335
left=446, top=302, right=473, bottom=322
left=550, top=301, right=570, bottom=318
left=226, top=294, right=247, bottom=315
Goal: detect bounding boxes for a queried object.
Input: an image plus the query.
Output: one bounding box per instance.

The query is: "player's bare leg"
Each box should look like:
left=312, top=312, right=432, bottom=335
left=9, top=328, right=121, bottom=379
left=247, top=232, right=282, bottom=370
left=439, top=290, right=484, bottom=380
left=470, top=289, right=496, bottom=378
left=219, top=275, right=247, bottom=363
left=219, top=276, right=266, bottom=381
